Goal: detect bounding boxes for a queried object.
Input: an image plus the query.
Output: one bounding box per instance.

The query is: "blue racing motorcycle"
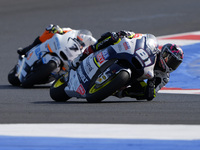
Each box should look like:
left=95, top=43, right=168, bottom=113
left=50, top=34, right=159, bottom=103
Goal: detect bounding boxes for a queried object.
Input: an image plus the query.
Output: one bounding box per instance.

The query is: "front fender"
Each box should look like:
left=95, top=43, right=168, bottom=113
left=88, top=60, right=131, bottom=93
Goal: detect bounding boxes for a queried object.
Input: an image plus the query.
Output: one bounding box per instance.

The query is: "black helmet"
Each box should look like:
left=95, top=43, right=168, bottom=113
left=160, top=43, right=184, bottom=72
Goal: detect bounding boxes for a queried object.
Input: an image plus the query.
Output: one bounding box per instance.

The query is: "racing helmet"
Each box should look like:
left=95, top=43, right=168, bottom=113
left=160, top=43, right=184, bottom=72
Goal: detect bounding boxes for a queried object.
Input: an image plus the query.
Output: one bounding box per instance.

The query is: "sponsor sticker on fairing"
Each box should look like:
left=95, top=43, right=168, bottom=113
left=35, top=46, right=41, bottom=58
left=27, top=52, right=33, bottom=60
left=97, top=52, right=105, bottom=64
left=76, top=84, right=86, bottom=95
left=102, top=50, right=109, bottom=59
left=83, top=55, right=98, bottom=79
left=55, top=37, right=61, bottom=49
left=77, top=67, right=88, bottom=83
left=97, top=50, right=109, bottom=64
left=123, top=42, right=131, bottom=50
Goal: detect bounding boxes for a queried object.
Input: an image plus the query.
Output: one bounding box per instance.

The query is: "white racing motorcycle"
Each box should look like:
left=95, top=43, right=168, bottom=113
left=8, top=29, right=96, bottom=88
left=50, top=34, right=159, bottom=103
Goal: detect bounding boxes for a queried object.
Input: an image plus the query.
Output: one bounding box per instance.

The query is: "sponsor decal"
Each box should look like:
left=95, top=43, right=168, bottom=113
left=55, top=37, right=61, bottom=49
left=133, top=33, right=143, bottom=39
left=102, top=75, right=106, bottom=80
left=97, top=52, right=105, bottom=64
left=27, top=52, right=33, bottom=60
left=35, top=46, right=41, bottom=58
left=102, top=50, right=109, bottom=59
left=76, top=84, right=86, bottom=95
left=53, top=42, right=57, bottom=50
left=97, top=77, right=103, bottom=83
left=84, top=57, right=94, bottom=75
left=77, top=67, right=88, bottom=83
left=123, top=42, right=131, bottom=50
left=96, top=50, right=109, bottom=64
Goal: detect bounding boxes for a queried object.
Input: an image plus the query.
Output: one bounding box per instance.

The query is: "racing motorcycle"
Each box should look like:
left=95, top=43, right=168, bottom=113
left=50, top=34, right=159, bottom=103
left=8, top=29, right=96, bottom=88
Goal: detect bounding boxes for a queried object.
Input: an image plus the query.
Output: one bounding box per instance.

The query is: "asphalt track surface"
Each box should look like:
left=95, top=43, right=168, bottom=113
left=0, top=0, right=200, bottom=124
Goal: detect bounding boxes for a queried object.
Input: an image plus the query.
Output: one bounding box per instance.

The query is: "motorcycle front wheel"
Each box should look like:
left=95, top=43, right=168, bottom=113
left=8, top=65, right=21, bottom=86
left=86, top=70, right=130, bottom=103
left=21, top=60, right=57, bottom=88
left=50, top=74, right=71, bottom=102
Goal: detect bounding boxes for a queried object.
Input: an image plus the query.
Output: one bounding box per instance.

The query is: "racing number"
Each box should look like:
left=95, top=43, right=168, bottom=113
left=136, top=49, right=151, bottom=66
left=68, top=38, right=79, bottom=52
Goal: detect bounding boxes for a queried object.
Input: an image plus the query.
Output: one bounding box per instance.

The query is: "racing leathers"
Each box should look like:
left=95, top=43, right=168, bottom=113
left=118, top=58, right=170, bottom=100
left=72, top=30, right=169, bottom=101
left=71, top=31, right=135, bottom=68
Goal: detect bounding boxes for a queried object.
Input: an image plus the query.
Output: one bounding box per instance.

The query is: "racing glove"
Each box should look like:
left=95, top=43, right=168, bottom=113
left=94, top=32, right=120, bottom=50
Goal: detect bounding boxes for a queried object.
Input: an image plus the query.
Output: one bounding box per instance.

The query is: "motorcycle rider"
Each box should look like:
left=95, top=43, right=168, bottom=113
left=71, top=31, right=184, bottom=100
left=17, top=24, right=96, bottom=56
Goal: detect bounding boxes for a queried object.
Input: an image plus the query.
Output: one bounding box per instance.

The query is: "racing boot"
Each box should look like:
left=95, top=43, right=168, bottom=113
left=113, top=81, right=147, bottom=99
left=113, top=89, right=125, bottom=98
left=113, top=87, right=144, bottom=99
left=71, top=45, right=95, bottom=69
left=17, top=36, right=41, bottom=56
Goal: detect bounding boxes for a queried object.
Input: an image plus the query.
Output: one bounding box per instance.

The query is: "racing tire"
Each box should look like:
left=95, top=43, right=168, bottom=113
left=8, top=65, right=21, bottom=86
left=86, top=70, right=130, bottom=103
left=21, top=60, right=57, bottom=88
left=50, top=76, right=71, bottom=102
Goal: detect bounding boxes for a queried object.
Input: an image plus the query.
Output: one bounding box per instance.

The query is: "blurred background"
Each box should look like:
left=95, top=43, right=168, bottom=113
left=1, top=0, right=200, bottom=85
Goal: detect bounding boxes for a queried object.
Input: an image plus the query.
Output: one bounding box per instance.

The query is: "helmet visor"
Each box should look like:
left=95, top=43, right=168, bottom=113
left=166, top=54, right=182, bottom=70
left=162, top=47, right=183, bottom=71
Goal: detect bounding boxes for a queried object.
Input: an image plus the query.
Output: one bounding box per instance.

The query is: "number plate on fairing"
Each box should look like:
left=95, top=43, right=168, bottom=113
left=82, top=54, right=99, bottom=79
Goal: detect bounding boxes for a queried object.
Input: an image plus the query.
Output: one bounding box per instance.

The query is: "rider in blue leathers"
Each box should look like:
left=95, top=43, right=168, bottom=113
left=71, top=31, right=184, bottom=101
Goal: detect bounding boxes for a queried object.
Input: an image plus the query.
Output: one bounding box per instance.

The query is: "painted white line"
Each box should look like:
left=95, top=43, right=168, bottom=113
left=159, top=90, right=200, bottom=94
left=0, top=124, right=200, bottom=140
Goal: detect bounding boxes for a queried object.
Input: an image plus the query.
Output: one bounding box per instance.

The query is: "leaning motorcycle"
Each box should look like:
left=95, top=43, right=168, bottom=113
left=8, top=29, right=96, bottom=88
left=50, top=34, right=159, bottom=103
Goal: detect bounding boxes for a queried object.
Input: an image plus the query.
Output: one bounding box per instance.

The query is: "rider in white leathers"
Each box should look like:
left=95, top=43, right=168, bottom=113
left=71, top=31, right=184, bottom=101
left=17, top=24, right=97, bottom=56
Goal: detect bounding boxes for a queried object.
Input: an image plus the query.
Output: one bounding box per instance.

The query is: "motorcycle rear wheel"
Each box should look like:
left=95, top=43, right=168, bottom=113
left=21, top=60, right=57, bottom=88
left=86, top=70, right=130, bottom=103
left=50, top=75, right=71, bottom=102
